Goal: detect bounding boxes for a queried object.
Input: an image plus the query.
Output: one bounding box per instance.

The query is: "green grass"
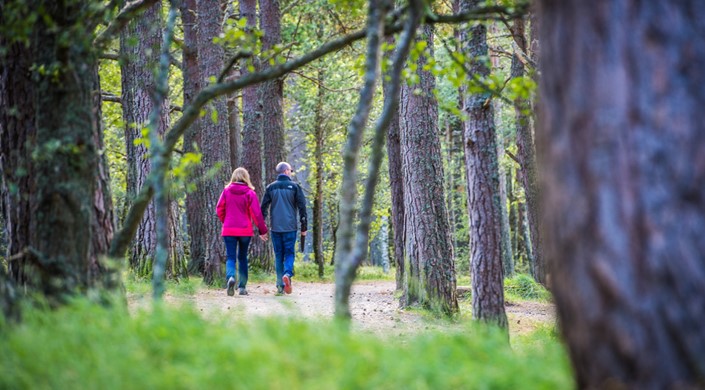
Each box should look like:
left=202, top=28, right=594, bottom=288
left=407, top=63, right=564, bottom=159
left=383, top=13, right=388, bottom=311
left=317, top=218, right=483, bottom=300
left=124, top=273, right=201, bottom=297
left=504, top=274, right=552, bottom=302
left=0, top=300, right=572, bottom=389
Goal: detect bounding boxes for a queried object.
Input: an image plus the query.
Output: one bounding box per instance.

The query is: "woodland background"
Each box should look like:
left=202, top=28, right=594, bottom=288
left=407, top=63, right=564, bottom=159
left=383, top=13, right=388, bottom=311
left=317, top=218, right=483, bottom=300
left=1, top=0, right=704, bottom=388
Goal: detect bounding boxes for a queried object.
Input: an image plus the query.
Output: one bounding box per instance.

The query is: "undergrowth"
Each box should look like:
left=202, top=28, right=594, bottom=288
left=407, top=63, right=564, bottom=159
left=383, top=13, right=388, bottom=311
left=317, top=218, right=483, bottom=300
left=0, top=300, right=571, bottom=389
left=504, top=274, right=552, bottom=302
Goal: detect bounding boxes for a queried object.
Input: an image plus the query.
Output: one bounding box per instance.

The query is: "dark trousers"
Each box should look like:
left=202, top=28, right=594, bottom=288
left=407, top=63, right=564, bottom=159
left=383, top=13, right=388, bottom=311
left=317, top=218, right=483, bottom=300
left=224, top=236, right=251, bottom=288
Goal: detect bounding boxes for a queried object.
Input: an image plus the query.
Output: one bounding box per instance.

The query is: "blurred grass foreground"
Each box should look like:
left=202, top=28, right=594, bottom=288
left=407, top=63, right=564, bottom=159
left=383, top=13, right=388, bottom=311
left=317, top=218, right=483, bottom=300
left=0, top=297, right=571, bottom=389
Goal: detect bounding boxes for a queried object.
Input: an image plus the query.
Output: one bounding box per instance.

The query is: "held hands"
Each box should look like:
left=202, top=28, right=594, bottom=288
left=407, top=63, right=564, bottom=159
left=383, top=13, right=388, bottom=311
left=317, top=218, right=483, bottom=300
left=260, top=233, right=269, bottom=242
left=301, top=231, right=307, bottom=236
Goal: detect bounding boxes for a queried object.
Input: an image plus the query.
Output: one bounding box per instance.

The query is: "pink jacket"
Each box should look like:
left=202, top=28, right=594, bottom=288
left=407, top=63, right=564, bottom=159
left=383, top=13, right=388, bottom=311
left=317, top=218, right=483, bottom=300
left=216, top=182, right=268, bottom=236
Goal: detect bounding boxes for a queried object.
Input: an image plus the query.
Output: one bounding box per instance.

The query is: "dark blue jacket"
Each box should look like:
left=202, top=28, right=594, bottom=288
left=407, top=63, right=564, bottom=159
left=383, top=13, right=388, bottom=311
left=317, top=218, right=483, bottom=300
left=261, top=175, right=307, bottom=233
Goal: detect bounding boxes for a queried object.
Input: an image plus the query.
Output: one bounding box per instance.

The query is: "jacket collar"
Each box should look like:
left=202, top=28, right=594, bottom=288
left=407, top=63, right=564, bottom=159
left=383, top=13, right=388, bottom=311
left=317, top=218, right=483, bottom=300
left=277, top=174, right=291, bottom=181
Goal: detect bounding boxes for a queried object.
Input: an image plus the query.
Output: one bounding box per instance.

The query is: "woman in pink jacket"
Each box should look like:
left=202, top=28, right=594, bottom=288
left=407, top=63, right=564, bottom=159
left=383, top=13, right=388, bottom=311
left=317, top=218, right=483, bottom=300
left=216, top=167, right=269, bottom=296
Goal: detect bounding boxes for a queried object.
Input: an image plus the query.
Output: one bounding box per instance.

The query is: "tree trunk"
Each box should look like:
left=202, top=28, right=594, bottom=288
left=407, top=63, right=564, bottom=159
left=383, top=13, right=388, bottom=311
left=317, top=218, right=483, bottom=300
left=179, top=0, right=204, bottom=275
left=260, top=0, right=286, bottom=185
left=23, top=1, right=99, bottom=302
left=313, top=64, right=325, bottom=278
left=538, top=1, right=705, bottom=387
left=493, top=96, right=514, bottom=278
left=196, top=0, right=230, bottom=285
left=510, top=16, right=544, bottom=285
left=120, top=1, right=185, bottom=279
left=89, top=64, right=117, bottom=287
left=1, top=29, right=35, bottom=288
left=333, top=0, right=388, bottom=319
left=507, top=168, right=519, bottom=268
left=228, top=95, right=241, bottom=169
left=240, top=0, right=271, bottom=272
left=460, top=0, right=507, bottom=329
left=383, top=36, right=405, bottom=291
left=399, top=24, right=458, bottom=315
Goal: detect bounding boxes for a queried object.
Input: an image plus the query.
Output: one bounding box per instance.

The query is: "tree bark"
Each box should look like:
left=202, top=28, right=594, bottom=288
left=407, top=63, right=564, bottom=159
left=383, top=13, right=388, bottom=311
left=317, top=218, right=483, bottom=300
left=313, top=64, right=325, bottom=278
left=510, top=16, right=543, bottom=285
left=538, top=1, right=705, bottom=387
left=383, top=36, right=405, bottom=291
left=260, top=0, right=286, bottom=185
left=228, top=95, right=241, bottom=169
left=460, top=0, right=507, bottom=329
left=120, top=1, right=185, bottom=279
left=179, top=0, right=205, bottom=275
left=240, top=0, right=271, bottom=272
left=1, top=26, right=35, bottom=289
left=196, top=0, right=230, bottom=285
left=20, top=1, right=99, bottom=302
left=399, top=24, right=458, bottom=315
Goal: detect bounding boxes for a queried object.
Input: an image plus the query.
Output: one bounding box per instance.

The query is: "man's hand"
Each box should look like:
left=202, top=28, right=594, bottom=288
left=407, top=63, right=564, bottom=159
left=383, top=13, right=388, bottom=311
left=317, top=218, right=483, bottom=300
left=301, top=231, right=307, bottom=236
left=260, top=233, right=269, bottom=242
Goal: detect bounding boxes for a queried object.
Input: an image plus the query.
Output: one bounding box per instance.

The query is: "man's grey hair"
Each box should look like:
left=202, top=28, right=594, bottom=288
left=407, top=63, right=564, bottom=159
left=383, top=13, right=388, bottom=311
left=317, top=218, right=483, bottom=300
left=276, top=162, right=291, bottom=174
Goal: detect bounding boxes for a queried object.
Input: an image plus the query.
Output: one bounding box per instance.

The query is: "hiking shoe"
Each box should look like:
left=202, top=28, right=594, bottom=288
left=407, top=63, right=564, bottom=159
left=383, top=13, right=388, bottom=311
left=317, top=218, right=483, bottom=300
left=238, top=288, right=248, bottom=296
left=226, top=277, right=236, bottom=296
left=276, top=286, right=284, bottom=295
left=282, top=275, right=292, bottom=295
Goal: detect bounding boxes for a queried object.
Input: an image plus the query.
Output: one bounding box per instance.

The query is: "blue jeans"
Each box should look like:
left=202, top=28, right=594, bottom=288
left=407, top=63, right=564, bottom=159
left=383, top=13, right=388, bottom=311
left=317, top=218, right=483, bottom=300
left=224, top=236, right=251, bottom=288
left=271, top=231, right=297, bottom=288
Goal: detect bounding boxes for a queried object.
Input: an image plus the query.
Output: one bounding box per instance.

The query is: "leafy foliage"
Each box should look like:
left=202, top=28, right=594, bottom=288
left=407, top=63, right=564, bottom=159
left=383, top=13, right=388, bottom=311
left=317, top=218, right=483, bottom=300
left=0, top=301, right=571, bottom=389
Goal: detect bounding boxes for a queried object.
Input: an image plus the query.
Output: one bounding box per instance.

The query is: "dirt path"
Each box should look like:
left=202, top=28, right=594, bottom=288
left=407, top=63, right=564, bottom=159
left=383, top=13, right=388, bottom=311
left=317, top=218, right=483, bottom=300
left=129, top=280, right=555, bottom=338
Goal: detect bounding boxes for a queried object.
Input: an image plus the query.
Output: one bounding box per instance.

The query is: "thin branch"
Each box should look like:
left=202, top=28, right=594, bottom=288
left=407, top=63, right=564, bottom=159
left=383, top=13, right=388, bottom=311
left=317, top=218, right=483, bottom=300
left=428, top=2, right=530, bottom=24
left=505, top=150, right=522, bottom=166
left=101, top=92, right=122, bottom=103
left=440, top=37, right=513, bottom=106
left=281, top=0, right=302, bottom=15
left=290, top=70, right=358, bottom=93
left=94, top=0, right=160, bottom=50
left=217, top=51, right=253, bottom=83
left=100, top=52, right=120, bottom=61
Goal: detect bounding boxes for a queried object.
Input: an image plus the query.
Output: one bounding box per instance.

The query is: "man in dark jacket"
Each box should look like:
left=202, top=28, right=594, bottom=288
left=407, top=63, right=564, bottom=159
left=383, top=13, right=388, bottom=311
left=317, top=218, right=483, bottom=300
left=261, top=162, right=307, bottom=294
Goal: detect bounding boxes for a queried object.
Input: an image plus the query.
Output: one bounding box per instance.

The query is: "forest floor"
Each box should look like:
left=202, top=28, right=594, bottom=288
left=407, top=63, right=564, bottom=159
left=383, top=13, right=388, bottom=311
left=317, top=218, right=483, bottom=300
left=128, top=280, right=555, bottom=339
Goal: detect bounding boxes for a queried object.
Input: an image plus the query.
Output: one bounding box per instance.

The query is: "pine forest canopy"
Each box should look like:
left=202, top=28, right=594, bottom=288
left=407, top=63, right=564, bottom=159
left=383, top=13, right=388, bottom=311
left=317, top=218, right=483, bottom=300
left=1, top=0, right=704, bottom=388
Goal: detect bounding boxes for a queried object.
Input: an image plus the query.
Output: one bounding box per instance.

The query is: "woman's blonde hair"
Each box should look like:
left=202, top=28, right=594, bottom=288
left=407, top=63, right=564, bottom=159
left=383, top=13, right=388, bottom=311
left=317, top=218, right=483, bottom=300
left=229, top=167, right=254, bottom=190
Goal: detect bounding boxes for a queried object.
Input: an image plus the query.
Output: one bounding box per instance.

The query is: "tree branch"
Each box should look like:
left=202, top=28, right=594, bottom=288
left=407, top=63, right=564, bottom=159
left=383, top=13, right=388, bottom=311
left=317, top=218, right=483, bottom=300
left=217, top=51, right=254, bottom=83
left=94, top=0, right=160, bottom=50
left=427, top=2, right=530, bottom=24
left=505, top=149, right=522, bottom=166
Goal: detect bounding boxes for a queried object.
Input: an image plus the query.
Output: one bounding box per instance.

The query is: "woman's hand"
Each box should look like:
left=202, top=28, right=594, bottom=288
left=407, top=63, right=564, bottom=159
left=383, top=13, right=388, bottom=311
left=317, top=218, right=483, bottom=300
left=260, top=233, right=269, bottom=242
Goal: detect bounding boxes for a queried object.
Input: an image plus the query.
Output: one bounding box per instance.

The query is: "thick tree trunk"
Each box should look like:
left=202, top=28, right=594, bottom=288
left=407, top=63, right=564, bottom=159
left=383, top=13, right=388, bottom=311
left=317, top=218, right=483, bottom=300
left=260, top=0, right=286, bottom=185
left=196, top=0, right=230, bottom=285
left=239, top=0, right=271, bottom=272
left=1, top=32, right=35, bottom=288
left=383, top=36, right=405, bottom=291
left=510, top=16, right=543, bottom=285
left=538, top=1, right=705, bottom=387
left=29, top=1, right=98, bottom=301
left=120, top=2, right=185, bottom=279
left=460, top=0, right=507, bottom=329
left=179, top=0, right=205, bottom=275
left=399, top=25, right=458, bottom=315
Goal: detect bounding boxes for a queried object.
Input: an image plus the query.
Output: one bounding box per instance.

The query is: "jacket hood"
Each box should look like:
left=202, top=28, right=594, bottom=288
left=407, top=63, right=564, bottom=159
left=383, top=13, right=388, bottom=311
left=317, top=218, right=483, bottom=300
left=226, top=182, right=252, bottom=195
